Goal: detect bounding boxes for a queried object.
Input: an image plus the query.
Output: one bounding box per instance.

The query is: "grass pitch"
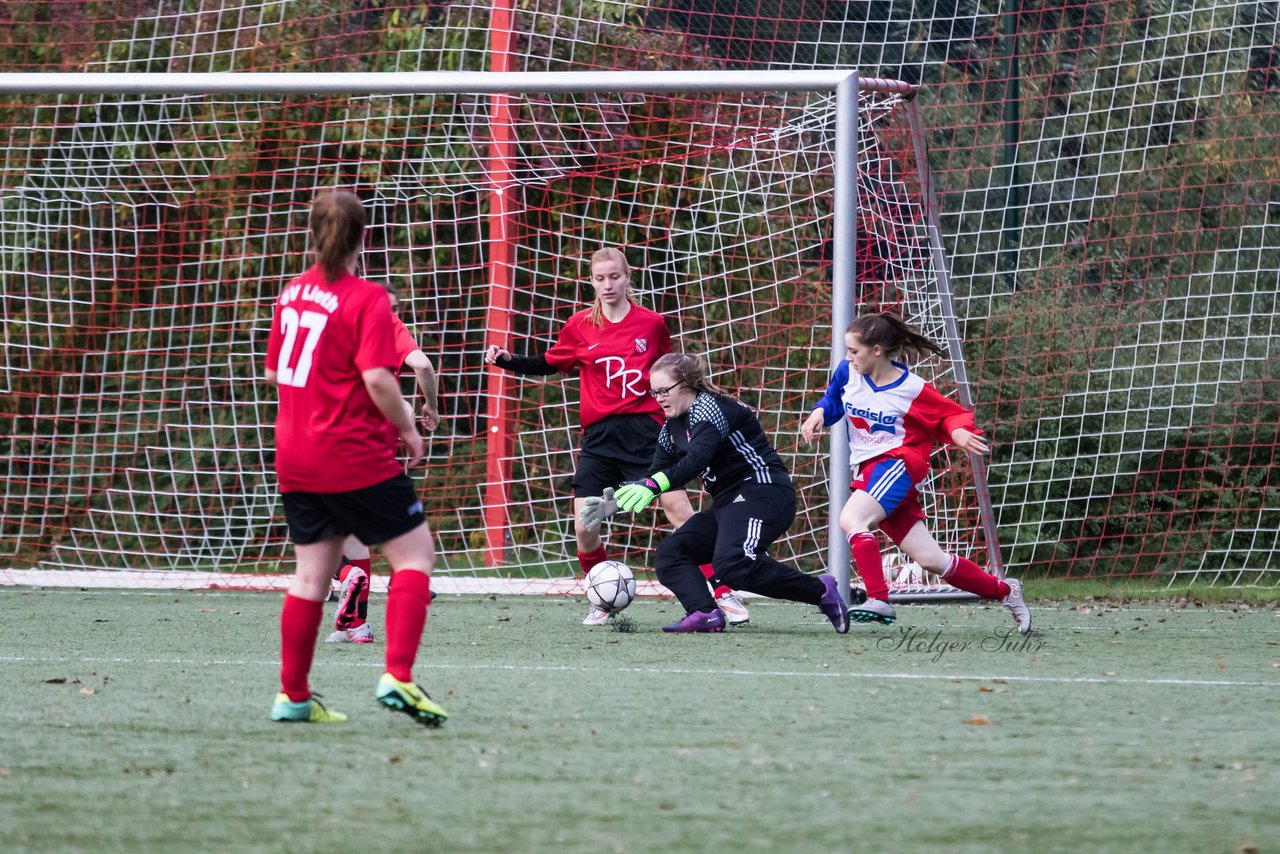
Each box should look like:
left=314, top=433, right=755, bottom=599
left=0, top=588, right=1276, bottom=853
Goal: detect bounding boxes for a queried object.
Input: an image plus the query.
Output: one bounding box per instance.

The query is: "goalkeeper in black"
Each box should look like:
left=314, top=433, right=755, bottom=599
left=582, top=352, right=851, bottom=633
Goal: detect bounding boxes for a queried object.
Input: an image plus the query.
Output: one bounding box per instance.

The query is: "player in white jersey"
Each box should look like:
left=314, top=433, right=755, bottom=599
left=801, top=312, right=1031, bottom=633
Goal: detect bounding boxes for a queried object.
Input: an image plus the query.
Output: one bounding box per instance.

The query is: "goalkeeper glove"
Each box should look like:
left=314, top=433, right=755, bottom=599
left=579, top=487, right=618, bottom=531
left=614, top=473, right=670, bottom=513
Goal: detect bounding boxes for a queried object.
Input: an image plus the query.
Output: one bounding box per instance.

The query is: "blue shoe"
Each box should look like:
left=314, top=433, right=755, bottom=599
left=817, top=573, right=850, bottom=634
left=662, top=608, right=726, bottom=633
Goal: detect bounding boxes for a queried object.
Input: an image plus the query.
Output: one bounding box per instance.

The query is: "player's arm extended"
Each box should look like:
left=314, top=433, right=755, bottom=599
left=614, top=425, right=720, bottom=512
left=484, top=345, right=557, bottom=376
left=404, top=350, right=440, bottom=430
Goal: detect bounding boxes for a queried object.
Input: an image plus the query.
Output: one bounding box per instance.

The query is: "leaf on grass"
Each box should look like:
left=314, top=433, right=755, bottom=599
left=966, top=715, right=990, bottom=725
left=978, top=686, right=993, bottom=692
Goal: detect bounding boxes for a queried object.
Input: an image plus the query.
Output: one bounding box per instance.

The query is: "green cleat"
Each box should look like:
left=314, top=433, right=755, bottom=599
left=375, top=673, right=448, bottom=728
left=270, top=692, right=347, bottom=723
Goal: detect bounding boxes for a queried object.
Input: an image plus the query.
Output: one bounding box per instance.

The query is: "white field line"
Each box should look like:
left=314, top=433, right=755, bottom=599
left=1, top=654, right=1275, bottom=688
left=6, top=571, right=1274, bottom=616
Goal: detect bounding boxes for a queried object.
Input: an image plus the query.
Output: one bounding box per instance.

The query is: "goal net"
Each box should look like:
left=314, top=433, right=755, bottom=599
left=0, top=71, right=993, bottom=597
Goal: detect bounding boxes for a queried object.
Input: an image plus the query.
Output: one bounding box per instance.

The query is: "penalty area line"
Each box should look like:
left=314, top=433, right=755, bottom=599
left=0, top=655, right=1276, bottom=689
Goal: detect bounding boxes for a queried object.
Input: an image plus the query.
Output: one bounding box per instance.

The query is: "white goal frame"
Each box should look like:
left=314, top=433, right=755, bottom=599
left=0, top=69, right=997, bottom=601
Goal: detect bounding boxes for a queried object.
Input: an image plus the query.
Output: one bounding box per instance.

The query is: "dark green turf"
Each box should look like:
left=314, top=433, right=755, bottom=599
left=0, top=588, right=1276, bottom=853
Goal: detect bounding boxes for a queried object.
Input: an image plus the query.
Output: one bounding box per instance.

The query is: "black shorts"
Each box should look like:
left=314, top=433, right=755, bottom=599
left=572, top=413, right=663, bottom=498
left=281, top=473, right=425, bottom=546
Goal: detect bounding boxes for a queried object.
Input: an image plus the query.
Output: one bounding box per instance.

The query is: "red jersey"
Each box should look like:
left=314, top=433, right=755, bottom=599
left=810, top=360, right=980, bottom=483
left=543, top=304, right=671, bottom=428
left=390, top=314, right=420, bottom=368
left=266, top=265, right=404, bottom=493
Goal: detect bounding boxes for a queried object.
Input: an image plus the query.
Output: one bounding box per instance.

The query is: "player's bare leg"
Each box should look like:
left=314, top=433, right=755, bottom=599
left=840, top=491, right=896, bottom=624
left=897, top=521, right=1030, bottom=634
left=573, top=496, right=614, bottom=625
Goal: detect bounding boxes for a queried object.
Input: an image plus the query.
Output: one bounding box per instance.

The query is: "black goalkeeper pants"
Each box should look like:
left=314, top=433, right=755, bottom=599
left=654, top=482, right=825, bottom=614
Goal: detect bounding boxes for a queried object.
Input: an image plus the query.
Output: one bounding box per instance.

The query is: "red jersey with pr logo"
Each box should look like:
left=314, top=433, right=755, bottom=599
left=543, top=304, right=672, bottom=428
left=266, top=265, right=403, bottom=493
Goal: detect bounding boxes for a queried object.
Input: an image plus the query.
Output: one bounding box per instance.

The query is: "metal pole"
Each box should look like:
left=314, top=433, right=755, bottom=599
left=999, top=0, right=1024, bottom=291
left=0, top=70, right=863, bottom=95
left=828, top=72, right=858, bottom=603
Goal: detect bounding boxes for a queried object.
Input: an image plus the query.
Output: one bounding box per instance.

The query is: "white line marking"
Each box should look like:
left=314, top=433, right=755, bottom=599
left=1, top=655, right=1274, bottom=688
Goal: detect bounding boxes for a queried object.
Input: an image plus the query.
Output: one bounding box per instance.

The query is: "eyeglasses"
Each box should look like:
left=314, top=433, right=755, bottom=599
left=649, top=383, right=682, bottom=399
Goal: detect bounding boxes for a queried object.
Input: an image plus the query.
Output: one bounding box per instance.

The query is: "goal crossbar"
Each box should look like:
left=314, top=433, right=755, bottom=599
left=0, top=70, right=916, bottom=96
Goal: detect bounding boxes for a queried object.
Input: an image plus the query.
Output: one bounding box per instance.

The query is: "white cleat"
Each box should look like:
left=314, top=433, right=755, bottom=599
left=850, top=597, right=897, bottom=625
left=582, top=606, right=613, bottom=626
left=324, top=622, right=375, bottom=644
left=1001, top=577, right=1032, bottom=634
left=717, top=592, right=751, bottom=626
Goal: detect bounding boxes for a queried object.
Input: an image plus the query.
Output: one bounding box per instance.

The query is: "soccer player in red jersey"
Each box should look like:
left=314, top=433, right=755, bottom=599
left=800, top=311, right=1031, bottom=633
left=327, top=282, right=440, bottom=645
left=265, top=190, right=447, bottom=726
left=485, top=248, right=750, bottom=626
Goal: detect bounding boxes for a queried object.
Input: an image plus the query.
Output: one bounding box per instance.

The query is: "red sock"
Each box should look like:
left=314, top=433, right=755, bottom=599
left=577, top=545, right=607, bottom=574
left=850, top=532, right=889, bottom=601
left=699, top=564, right=731, bottom=599
left=943, top=555, right=1009, bottom=600
left=384, top=569, right=431, bottom=683
left=280, top=594, right=323, bottom=703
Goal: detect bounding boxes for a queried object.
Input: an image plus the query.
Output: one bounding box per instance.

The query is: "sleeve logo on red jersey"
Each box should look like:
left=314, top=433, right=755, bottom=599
left=634, top=337, right=648, bottom=353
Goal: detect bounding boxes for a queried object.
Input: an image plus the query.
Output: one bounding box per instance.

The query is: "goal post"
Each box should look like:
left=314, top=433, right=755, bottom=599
left=0, top=69, right=995, bottom=600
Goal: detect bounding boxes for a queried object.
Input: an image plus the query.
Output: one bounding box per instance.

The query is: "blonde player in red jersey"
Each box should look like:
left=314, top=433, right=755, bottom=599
left=327, top=282, right=440, bottom=644
left=800, top=311, right=1031, bottom=633
left=485, top=248, right=750, bottom=626
left=265, top=190, right=446, bottom=726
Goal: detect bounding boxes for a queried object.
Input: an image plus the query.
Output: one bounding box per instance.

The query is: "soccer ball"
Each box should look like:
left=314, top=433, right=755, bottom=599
left=585, top=561, right=637, bottom=613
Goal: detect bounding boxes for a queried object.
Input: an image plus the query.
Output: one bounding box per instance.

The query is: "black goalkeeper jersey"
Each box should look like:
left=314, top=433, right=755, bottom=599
left=651, top=392, right=792, bottom=504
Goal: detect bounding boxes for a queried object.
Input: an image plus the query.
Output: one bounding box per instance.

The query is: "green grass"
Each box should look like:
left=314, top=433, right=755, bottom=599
left=1016, top=578, right=1280, bottom=605
left=1, top=588, right=1276, bottom=853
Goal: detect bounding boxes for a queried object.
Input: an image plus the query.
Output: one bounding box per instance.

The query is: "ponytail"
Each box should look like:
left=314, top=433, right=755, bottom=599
left=309, top=191, right=366, bottom=283
left=847, top=311, right=944, bottom=363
